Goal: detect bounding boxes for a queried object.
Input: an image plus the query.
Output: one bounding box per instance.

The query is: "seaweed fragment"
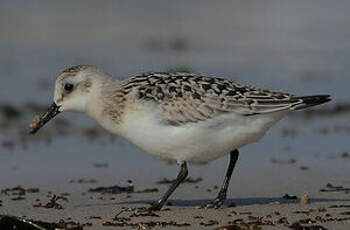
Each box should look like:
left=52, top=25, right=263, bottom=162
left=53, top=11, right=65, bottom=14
left=0, top=215, right=85, bottom=230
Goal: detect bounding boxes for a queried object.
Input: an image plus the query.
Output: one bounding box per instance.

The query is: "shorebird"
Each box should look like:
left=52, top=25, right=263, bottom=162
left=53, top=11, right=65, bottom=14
left=29, top=65, right=331, bottom=210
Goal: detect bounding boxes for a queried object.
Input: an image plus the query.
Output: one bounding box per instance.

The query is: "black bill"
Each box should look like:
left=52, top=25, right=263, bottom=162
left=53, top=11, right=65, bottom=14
left=29, top=103, right=61, bottom=134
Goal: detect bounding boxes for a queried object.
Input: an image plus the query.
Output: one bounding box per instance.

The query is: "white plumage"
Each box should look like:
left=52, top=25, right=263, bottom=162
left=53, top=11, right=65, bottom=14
left=118, top=101, right=287, bottom=164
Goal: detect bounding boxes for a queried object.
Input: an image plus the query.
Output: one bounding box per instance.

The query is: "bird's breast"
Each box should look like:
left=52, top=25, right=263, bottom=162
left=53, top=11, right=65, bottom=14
left=115, top=103, right=287, bottom=164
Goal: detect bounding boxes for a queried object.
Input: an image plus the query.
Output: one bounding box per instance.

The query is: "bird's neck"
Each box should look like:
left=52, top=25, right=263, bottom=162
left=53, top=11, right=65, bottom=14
left=86, top=78, right=128, bottom=133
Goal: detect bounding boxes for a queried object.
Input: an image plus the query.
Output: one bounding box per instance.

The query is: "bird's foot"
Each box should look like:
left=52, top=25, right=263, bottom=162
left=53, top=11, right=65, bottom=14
left=204, top=192, right=227, bottom=209
left=131, top=201, right=162, bottom=214
left=204, top=198, right=225, bottom=209
left=128, top=206, right=161, bottom=217
left=147, top=201, right=163, bottom=211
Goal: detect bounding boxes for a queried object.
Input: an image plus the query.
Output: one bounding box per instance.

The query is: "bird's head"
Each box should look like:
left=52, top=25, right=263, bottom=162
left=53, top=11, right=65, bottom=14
left=29, top=65, right=111, bottom=134
left=54, top=65, right=96, bottom=113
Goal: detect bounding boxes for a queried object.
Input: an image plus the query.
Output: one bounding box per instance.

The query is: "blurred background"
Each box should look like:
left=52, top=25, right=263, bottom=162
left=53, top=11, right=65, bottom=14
left=0, top=1, right=349, bottom=195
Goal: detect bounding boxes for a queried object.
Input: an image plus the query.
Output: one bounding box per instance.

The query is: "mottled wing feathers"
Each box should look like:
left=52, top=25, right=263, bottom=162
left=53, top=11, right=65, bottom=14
left=121, top=72, right=303, bottom=125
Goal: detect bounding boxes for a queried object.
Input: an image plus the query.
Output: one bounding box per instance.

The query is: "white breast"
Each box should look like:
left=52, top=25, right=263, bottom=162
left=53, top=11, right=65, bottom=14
left=113, top=102, right=287, bottom=164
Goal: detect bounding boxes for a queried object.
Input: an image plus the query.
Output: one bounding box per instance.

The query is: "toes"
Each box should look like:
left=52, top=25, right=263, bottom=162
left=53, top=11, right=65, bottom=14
left=131, top=207, right=160, bottom=216
left=146, top=202, right=162, bottom=211
left=148, top=205, right=161, bottom=211
left=205, top=199, right=224, bottom=209
left=136, top=207, right=149, bottom=212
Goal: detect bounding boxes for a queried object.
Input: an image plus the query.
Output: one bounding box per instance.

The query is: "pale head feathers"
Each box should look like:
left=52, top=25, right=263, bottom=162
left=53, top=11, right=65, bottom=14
left=54, top=65, right=114, bottom=114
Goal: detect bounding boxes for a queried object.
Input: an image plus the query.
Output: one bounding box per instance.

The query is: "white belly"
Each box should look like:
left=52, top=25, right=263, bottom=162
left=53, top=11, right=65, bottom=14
left=112, top=104, right=287, bottom=164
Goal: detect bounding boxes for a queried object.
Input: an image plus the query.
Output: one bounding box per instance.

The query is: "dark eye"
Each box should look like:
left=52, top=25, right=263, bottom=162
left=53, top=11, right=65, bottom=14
left=64, top=83, right=74, bottom=92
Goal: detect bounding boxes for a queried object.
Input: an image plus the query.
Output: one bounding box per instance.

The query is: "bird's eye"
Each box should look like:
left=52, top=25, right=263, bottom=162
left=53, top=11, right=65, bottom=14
left=64, top=83, right=74, bottom=92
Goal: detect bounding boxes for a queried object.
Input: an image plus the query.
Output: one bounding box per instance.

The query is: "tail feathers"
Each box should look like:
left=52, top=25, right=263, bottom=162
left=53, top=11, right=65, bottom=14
left=292, top=95, right=331, bottom=110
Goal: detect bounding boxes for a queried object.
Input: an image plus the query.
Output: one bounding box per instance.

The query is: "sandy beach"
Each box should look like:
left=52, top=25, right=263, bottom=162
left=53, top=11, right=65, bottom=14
left=1, top=163, right=350, bottom=229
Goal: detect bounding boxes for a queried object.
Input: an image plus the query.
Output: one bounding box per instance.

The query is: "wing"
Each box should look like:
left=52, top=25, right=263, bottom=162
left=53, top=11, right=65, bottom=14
left=121, top=72, right=303, bottom=126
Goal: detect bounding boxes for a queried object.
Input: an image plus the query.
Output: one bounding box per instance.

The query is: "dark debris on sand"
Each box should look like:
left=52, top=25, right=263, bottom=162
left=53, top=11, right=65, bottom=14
left=156, top=176, right=203, bottom=184
left=88, top=179, right=159, bottom=194
left=1, top=186, right=40, bottom=201
left=341, top=152, right=350, bottom=159
left=69, top=178, right=97, bottom=184
left=199, top=219, right=219, bottom=226
left=215, top=224, right=262, bottom=230
left=329, top=204, right=350, bottom=208
left=33, top=195, right=67, bottom=210
left=1, top=186, right=39, bottom=196
left=102, top=208, right=194, bottom=228
left=320, top=183, right=350, bottom=193
left=93, top=162, right=109, bottom=168
left=88, top=182, right=134, bottom=194
left=102, top=220, right=190, bottom=228
left=283, top=194, right=298, bottom=200
left=0, top=215, right=90, bottom=230
left=271, top=158, right=296, bottom=165
left=135, top=188, right=159, bottom=193
left=289, top=222, right=328, bottom=230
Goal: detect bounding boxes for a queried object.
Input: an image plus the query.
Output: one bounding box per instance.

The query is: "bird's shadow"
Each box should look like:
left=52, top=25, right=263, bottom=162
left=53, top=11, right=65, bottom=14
left=76, top=197, right=350, bottom=208
left=117, top=197, right=350, bottom=207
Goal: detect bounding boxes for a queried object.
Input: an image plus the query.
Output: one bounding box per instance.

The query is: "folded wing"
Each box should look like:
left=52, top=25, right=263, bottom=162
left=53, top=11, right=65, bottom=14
left=122, top=72, right=329, bottom=126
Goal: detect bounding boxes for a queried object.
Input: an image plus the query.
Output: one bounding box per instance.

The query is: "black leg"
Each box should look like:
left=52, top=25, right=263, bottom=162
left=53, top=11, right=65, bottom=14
left=149, top=161, right=188, bottom=211
left=206, top=149, right=239, bottom=208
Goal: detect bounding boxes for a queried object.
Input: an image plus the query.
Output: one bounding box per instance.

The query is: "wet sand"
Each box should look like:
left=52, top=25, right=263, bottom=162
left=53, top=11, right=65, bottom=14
left=1, top=173, right=350, bottom=229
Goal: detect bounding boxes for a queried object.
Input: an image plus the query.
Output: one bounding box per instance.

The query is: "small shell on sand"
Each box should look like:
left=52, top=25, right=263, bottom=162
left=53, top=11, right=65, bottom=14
left=300, top=194, right=310, bottom=205
left=29, top=115, right=40, bottom=132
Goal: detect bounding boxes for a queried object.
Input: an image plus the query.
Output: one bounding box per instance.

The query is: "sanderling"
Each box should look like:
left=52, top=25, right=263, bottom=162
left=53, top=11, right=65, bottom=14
left=29, top=65, right=331, bottom=210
